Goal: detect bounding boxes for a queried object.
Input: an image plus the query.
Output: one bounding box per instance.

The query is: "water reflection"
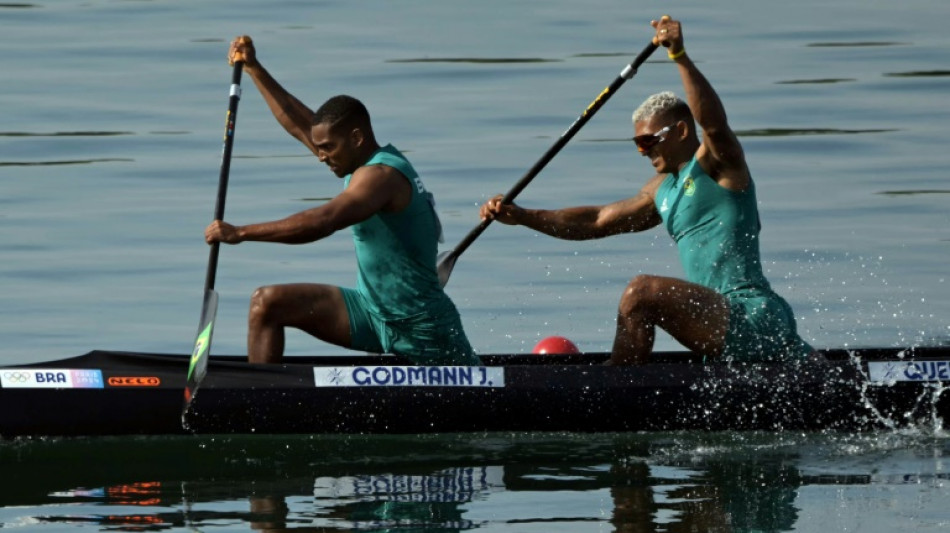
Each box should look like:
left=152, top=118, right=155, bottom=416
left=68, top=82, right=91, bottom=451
left=7, top=432, right=943, bottom=532
left=230, top=462, right=763, bottom=532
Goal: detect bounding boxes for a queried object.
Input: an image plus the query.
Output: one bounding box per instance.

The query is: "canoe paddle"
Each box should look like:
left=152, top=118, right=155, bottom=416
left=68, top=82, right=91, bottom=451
left=182, top=61, right=244, bottom=420
left=437, top=41, right=659, bottom=287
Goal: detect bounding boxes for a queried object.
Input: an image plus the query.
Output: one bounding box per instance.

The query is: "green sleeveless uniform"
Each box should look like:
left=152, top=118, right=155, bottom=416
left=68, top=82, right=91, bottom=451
left=654, top=157, right=812, bottom=361
left=341, top=145, right=478, bottom=365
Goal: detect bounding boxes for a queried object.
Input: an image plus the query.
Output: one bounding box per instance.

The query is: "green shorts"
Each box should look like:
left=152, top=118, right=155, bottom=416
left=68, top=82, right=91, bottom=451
left=340, top=288, right=480, bottom=366
left=721, top=290, right=813, bottom=362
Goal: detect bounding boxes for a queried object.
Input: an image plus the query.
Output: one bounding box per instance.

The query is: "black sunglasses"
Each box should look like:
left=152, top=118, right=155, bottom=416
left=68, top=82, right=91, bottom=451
left=633, top=123, right=675, bottom=153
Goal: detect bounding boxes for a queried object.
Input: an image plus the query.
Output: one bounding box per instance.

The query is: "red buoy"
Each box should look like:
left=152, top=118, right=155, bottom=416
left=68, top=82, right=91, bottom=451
left=532, top=336, right=581, bottom=354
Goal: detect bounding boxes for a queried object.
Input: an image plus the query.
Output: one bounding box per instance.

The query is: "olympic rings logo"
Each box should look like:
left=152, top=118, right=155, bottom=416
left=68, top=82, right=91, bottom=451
left=2, top=371, right=33, bottom=383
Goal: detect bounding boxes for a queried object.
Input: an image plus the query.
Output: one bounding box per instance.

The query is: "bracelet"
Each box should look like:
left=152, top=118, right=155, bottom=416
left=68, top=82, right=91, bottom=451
left=668, top=48, right=686, bottom=60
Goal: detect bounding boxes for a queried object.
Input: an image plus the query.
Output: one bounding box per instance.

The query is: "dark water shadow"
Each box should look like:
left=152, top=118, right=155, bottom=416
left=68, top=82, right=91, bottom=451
left=806, top=41, right=908, bottom=48
left=0, top=130, right=172, bottom=167
left=876, top=189, right=950, bottom=196
left=776, top=78, right=857, bottom=85
left=0, top=131, right=134, bottom=137
left=0, top=130, right=187, bottom=137
left=387, top=57, right=561, bottom=64
left=0, top=158, right=133, bottom=167
left=0, top=3, right=36, bottom=7
left=884, top=70, right=950, bottom=78
left=734, top=128, right=897, bottom=137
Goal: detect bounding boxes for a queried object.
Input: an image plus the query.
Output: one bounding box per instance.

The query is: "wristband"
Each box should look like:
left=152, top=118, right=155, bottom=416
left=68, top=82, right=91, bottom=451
left=668, top=48, right=686, bottom=60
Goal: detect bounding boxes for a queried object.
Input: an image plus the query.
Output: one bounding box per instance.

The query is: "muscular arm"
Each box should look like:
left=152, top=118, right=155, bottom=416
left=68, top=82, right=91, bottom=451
left=481, top=176, right=664, bottom=240
left=207, top=166, right=409, bottom=245
left=655, top=17, right=750, bottom=190
left=244, top=64, right=318, bottom=154
left=230, top=36, right=319, bottom=154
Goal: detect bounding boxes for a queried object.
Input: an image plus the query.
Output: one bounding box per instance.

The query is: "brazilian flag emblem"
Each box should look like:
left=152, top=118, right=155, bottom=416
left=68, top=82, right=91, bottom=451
left=683, top=176, right=696, bottom=197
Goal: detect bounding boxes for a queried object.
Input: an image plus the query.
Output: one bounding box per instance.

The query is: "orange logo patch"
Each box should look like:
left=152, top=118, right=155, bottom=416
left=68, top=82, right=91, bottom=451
left=107, top=376, right=161, bottom=387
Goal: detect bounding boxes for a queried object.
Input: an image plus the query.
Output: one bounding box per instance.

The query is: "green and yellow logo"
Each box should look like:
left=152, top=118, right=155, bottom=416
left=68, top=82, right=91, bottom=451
left=683, top=176, right=696, bottom=197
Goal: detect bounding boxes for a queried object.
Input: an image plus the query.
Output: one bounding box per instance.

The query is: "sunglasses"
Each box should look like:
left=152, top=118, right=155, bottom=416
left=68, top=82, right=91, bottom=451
left=633, top=124, right=675, bottom=153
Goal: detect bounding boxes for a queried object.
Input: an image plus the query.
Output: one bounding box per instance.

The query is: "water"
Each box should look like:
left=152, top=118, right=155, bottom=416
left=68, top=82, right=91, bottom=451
left=2, top=0, right=949, bottom=530
left=4, top=432, right=950, bottom=531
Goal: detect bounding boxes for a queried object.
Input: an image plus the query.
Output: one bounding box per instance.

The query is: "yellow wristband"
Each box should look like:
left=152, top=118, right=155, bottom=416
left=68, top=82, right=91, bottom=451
left=668, top=48, right=686, bottom=60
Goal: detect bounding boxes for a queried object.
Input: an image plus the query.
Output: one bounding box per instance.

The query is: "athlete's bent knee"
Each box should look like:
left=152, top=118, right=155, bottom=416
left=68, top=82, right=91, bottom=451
left=619, top=275, right=662, bottom=316
left=249, top=285, right=281, bottom=325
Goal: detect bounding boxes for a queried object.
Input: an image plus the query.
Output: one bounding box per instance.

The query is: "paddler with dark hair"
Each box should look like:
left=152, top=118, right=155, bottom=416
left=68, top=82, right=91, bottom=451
left=205, top=36, right=478, bottom=366
left=479, top=16, right=814, bottom=365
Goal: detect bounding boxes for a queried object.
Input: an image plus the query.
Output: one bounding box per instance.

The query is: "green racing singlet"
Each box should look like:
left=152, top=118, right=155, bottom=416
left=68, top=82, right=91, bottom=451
left=655, top=156, right=769, bottom=295
left=654, top=156, right=812, bottom=361
left=344, top=144, right=446, bottom=320
left=342, top=145, right=477, bottom=365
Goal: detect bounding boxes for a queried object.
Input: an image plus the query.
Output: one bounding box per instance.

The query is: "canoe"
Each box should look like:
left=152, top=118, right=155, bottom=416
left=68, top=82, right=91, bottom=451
left=2, top=347, right=949, bottom=437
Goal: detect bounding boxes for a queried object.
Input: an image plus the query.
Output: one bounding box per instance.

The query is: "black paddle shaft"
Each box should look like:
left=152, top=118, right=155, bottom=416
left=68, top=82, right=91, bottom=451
left=441, top=42, right=659, bottom=272
left=183, top=61, right=245, bottom=418
left=205, top=62, right=244, bottom=292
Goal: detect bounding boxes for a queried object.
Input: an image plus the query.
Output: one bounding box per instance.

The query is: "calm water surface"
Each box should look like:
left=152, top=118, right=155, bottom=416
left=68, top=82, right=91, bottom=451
left=4, top=432, right=950, bottom=531
left=2, top=0, right=949, bottom=530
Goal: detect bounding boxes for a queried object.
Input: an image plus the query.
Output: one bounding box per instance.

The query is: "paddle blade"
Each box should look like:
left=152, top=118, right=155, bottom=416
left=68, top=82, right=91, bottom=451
left=437, top=250, right=457, bottom=288
left=183, top=289, right=218, bottom=410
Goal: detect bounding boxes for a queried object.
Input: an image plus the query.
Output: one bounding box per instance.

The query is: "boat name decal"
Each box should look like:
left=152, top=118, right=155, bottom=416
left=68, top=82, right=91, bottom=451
left=0, top=369, right=104, bottom=389
left=107, top=376, right=161, bottom=387
left=867, top=360, right=950, bottom=382
left=313, top=366, right=505, bottom=388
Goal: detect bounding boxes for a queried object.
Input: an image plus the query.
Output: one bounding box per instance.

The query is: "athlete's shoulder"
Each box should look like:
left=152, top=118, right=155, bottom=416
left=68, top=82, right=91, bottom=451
left=643, top=172, right=669, bottom=197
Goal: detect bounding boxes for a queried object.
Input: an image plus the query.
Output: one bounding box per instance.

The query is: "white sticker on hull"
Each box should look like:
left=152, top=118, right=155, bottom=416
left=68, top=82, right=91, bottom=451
left=867, top=360, right=950, bottom=383
left=313, top=365, right=505, bottom=388
left=0, top=369, right=104, bottom=389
